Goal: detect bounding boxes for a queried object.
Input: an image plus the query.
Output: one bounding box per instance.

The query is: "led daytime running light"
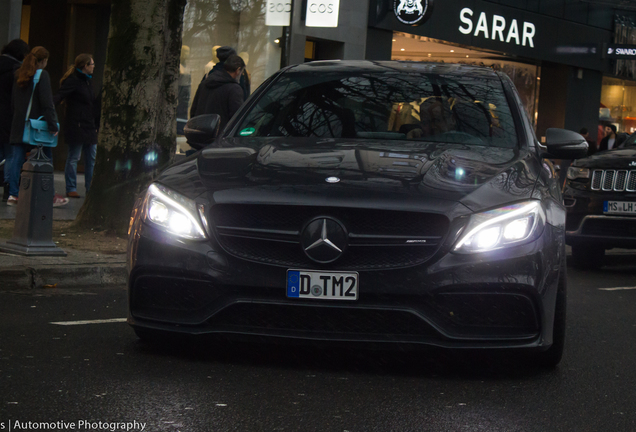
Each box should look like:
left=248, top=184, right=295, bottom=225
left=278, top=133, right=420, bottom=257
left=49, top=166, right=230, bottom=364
left=454, top=201, right=544, bottom=253
left=145, top=183, right=207, bottom=239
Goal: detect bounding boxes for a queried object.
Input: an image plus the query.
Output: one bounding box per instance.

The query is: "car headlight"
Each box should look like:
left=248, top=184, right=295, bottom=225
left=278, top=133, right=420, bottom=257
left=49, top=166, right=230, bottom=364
left=567, top=167, right=590, bottom=180
left=453, top=201, right=546, bottom=253
left=141, top=183, right=207, bottom=240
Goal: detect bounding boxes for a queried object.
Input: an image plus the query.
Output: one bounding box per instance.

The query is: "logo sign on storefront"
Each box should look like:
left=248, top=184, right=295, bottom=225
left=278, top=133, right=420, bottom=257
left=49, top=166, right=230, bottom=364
left=306, top=0, right=340, bottom=27
left=266, top=2, right=292, bottom=26
left=605, top=44, right=636, bottom=59
left=393, top=0, right=433, bottom=26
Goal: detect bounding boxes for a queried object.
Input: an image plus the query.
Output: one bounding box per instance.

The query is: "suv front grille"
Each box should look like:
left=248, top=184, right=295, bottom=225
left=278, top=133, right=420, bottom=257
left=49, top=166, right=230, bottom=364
left=210, top=204, right=450, bottom=270
left=590, top=170, right=636, bottom=192
left=591, top=170, right=636, bottom=192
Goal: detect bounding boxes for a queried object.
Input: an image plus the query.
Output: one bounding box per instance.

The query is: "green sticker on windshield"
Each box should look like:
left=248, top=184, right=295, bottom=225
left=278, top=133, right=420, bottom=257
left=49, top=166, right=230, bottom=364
left=239, top=127, right=255, bottom=136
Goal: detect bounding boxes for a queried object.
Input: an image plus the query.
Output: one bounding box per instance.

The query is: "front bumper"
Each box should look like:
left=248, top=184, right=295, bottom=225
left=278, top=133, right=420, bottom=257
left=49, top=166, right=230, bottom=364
left=564, top=187, right=636, bottom=248
left=127, top=221, right=563, bottom=350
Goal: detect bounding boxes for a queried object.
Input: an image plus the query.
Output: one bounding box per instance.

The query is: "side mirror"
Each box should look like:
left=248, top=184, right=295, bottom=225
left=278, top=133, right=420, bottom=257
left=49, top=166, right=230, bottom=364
left=184, top=114, right=221, bottom=150
left=540, top=128, right=588, bottom=159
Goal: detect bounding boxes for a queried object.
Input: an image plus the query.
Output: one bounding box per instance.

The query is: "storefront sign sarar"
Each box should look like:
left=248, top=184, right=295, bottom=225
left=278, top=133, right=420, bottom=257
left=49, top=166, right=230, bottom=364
left=459, top=7, right=536, bottom=48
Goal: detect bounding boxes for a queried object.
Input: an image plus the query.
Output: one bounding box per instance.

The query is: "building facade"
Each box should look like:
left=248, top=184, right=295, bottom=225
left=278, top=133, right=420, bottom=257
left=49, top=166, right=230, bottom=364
left=2, top=0, right=636, bottom=159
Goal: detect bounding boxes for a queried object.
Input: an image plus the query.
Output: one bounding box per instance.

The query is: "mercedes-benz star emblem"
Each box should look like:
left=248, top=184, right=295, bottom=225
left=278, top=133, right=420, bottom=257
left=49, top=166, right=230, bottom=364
left=301, top=217, right=348, bottom=263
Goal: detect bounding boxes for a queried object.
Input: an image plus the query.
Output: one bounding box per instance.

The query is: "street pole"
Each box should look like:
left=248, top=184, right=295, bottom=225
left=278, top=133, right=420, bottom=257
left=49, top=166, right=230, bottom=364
left=0, top=147, right=67, bottom=256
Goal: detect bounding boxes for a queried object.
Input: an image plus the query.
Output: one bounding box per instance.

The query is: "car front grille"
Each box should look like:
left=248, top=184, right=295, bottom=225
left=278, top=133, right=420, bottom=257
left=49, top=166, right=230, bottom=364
left=210, top=204, right=449, bottom=270
left=207, top=291, right=539, bottom=339
left=591, top=170, right=636, bottom=192
left=208, top=303, right=441, bottom=338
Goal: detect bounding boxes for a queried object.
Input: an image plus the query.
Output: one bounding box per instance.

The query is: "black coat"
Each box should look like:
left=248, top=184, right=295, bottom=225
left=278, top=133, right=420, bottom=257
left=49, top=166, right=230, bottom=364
left=598, top=133, right=628, bottom=152
left=0, top=54, right=21, bottom=144
left=10, top=69, right=58, bottom=144
left=54, top=70, right=99, bottom=144
left=190, top=68, right=244, bottom=130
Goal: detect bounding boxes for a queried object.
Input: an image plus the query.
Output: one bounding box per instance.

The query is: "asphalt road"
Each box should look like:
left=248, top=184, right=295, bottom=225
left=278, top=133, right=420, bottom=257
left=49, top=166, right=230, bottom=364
left=1, top=257, right=635, bottom=432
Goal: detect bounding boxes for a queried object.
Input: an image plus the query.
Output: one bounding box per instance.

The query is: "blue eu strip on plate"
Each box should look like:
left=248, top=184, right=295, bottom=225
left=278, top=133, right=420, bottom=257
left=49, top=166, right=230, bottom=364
left=287, top=270, right=300, bottom=297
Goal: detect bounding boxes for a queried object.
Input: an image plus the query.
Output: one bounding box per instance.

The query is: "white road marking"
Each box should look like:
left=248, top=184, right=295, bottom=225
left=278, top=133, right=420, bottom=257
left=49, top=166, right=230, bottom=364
left=50, top=318, right=127, bottom=326
left=598, top=287, right=636, bottom=291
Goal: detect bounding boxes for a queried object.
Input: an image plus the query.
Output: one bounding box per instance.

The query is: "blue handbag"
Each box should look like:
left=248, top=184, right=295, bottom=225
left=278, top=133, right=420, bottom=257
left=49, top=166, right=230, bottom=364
left=22, top=69, right=59, bottom=147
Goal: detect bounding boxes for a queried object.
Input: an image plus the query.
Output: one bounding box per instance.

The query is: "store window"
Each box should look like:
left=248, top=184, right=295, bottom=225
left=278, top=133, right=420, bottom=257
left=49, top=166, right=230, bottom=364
left=600, top=77, right=636, bottom=133
left=391, top=33, right=540, bottom=128
left=178, top=0, right=284, bottom=153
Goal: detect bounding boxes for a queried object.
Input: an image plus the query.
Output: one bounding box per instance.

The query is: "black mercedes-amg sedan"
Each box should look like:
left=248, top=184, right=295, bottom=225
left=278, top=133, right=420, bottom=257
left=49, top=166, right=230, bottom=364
left=563, top=132, right=636, bottom=268
left=127, top=61, right=588, bottom=367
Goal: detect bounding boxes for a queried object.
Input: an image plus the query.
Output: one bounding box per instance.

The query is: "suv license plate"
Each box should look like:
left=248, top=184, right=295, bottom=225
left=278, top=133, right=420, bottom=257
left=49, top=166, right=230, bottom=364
left=287, top=270, right=358, bottom=300
left=604, top=201, right=636, bottom=215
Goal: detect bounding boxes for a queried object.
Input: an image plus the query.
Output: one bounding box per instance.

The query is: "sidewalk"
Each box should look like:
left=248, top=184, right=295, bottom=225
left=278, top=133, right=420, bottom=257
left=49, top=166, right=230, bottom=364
left=0, top=172, right=126, bottom=290
left=0, top=172, right=82, bottom=221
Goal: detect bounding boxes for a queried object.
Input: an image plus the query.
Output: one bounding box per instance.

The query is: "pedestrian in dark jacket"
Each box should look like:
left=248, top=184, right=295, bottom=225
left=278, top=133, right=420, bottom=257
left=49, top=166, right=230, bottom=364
left=598, top=124, right=627, bottom=152
left=8, top=46, right=67, bottom=207
left=0, top=39, right=29, bottom=201
left=204, top=46, right=236, bottom=79
left=190, top=54, right=246, bottom=131
left=54, top=53, right=99, bottom=197
left=200, top=46, right=250, bottom=99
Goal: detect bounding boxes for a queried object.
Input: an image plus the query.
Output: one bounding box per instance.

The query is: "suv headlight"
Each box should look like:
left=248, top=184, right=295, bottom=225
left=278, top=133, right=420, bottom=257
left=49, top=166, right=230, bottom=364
left=453, top=201, right=546, bottom=253
left=141, top=183, right=207, bottom=240
left=567, top=167, right=590, bottom=180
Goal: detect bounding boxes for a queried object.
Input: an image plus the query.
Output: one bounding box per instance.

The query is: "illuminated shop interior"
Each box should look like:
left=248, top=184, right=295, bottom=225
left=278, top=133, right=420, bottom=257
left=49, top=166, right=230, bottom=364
left=391, top=32, right=540, bottom=127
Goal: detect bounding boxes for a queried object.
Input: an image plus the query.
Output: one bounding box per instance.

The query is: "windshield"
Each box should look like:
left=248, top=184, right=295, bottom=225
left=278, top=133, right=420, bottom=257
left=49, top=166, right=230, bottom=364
left=235, top=70, right=518, bottom=148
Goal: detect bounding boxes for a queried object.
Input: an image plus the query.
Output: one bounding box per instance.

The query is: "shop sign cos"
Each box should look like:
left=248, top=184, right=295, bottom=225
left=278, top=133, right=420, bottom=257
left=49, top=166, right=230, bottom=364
left=266, top=1, right=292, bottom=26
left=306, top=0, right=340, bottom=27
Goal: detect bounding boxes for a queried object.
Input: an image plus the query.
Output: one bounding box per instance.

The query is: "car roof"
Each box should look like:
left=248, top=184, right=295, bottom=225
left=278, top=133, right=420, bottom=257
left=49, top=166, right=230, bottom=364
left=286, top=60, right=502, bottom=79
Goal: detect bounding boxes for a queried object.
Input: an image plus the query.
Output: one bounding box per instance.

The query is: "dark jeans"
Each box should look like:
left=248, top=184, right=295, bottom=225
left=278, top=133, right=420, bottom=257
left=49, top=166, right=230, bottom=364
left=8, top=144, right=52, bottom=197
left=65, top=142, right=97, bottom=193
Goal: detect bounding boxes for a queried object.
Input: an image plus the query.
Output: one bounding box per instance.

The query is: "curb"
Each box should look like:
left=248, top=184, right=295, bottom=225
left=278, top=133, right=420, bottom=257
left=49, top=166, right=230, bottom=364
left=0, top=264, right=127, bottom=290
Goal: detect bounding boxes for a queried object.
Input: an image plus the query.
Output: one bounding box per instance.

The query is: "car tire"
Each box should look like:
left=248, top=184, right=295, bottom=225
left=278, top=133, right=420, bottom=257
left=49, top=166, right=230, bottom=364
left=532, top=260, right=567, bottom=368
left=570, top=245, right=604, bottom=269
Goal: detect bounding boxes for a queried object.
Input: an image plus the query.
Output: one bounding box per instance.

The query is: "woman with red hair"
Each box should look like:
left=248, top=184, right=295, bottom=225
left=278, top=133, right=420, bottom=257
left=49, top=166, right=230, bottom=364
left=7, top=46, right=67, bottom=207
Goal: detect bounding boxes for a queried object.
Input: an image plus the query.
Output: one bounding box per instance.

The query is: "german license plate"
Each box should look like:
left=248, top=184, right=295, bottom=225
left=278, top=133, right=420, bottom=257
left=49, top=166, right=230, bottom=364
left=604, top=201, right=636, bottom=215
left=286, top=270, right=358, bottom=300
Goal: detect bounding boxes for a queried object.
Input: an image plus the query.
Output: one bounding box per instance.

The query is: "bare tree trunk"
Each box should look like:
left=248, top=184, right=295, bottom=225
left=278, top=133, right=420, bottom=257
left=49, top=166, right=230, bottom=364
left=75, top=0, right=187, bottom=234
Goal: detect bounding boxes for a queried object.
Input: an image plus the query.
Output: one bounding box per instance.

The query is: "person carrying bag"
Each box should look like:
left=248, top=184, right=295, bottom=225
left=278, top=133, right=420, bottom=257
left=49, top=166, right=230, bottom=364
left=23, top=69, right=58, bottom=147
left=6, top=46, right=67, bottom=207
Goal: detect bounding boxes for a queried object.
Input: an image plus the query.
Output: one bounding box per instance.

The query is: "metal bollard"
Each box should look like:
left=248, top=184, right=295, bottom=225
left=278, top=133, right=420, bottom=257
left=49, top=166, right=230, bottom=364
left=0, top=147, right=66, bottom=256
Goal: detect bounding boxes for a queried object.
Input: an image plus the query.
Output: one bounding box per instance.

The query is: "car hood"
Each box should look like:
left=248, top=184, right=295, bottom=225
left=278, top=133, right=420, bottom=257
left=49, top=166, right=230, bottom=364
left=572, top=147, right=636, bottom=169
left=158, top=138, right=539, bottom=214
